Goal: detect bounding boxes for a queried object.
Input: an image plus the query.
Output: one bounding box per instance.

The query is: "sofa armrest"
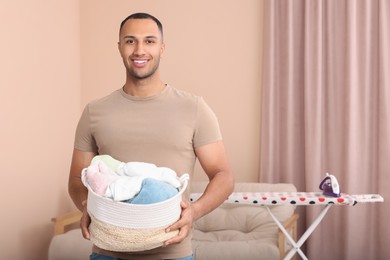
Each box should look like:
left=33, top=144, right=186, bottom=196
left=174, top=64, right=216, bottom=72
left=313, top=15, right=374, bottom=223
left=278, top=213, right=299, bottom=260
left=51, top=211, right=82, bottom=235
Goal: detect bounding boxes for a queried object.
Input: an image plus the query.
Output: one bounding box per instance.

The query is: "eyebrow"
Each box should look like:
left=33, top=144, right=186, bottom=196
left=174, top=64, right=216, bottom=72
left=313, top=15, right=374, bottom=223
left=122, top=35, right=159, bottom=40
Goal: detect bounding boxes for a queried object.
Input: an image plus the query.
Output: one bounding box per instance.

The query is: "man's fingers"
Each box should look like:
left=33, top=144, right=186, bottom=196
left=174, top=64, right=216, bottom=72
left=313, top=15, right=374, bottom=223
left=80, top=209, right=91, bottom=240
left=164, top=225, right=189, bottom=246
left=81, top=225, right=91, bottom=240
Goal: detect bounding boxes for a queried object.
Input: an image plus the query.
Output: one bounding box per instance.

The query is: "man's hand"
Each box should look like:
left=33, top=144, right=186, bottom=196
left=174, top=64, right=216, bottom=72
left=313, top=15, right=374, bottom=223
left=80, top=200, right=91, bottom=240
left=163, top=200, right=193, bottom=246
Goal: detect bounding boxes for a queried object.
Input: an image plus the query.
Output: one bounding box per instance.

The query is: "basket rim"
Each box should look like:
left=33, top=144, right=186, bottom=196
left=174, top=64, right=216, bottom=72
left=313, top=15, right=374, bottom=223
left=84, top=173, right=190, bottom=228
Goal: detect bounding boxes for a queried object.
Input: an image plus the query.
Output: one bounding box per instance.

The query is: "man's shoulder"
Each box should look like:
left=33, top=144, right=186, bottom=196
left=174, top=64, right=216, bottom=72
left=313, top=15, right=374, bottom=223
left=88, top=89, right=122, bottom=107
left=167, top=85, right=201, bottom=102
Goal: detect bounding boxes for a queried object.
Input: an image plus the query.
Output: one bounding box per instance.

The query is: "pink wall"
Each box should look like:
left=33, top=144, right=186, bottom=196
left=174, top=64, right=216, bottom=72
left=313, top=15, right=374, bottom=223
left=0, top=0, right=263, bottom=259
left=0, top=1, right=80, bottom=259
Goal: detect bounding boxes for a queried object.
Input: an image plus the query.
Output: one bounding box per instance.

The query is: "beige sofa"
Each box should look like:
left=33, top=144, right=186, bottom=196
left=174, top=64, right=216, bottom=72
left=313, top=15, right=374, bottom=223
left=49, top=182, right=298, bottom=260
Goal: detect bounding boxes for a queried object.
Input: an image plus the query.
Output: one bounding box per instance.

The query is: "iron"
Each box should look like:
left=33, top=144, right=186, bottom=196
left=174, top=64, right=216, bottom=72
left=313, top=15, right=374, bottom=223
left=319, top=173, right=341, bottom=197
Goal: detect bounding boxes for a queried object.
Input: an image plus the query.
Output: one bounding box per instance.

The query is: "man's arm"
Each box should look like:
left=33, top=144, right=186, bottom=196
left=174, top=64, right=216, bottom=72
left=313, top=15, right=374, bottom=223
left=68, top=148, right=96, bottom=210
left=164, top=140, right=234, bottom=246
left=191, top=140, right=234, bottom=221
left=68, top=149, right=96, bottom=239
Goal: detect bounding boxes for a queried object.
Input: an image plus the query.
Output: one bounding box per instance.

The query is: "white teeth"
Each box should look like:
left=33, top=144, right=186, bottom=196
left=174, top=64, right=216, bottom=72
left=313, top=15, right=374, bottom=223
left=134, top=60, right=147, bottom=64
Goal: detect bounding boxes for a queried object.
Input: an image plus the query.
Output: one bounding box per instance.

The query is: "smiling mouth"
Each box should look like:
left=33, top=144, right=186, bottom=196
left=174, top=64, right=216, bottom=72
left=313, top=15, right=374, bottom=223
left=134, top=60, right=147, bottom=64
left=132, top=59, right=149, bottom=66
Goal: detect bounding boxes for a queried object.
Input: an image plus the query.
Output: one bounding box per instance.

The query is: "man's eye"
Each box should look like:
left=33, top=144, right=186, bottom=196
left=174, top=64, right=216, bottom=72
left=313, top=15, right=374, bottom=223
left=146, top=40, right=155, bottom=44
left=126, top=40, right=135, bottom=44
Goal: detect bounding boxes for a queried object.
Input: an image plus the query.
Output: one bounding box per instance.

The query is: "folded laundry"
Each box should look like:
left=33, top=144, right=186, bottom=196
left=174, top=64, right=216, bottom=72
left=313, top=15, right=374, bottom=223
left=126, top=178, right=178, bottom=204
left=83, top=160, right=118, bottom=196
left=83, top=155, right=180, bottom=203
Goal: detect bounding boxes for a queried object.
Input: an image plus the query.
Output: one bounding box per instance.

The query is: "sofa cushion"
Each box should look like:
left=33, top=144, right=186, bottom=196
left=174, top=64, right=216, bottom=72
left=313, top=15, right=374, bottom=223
left=193, top=203, right=293, bottom=234
left=190, top=182, right=297, bottom=260
left=48, top=229, right=92, bottom=260
left=192, top=239, right=279, bottom=260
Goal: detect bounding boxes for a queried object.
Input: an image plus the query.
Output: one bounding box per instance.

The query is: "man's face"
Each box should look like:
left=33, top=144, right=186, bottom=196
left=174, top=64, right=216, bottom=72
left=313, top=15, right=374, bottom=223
left=118, top=18, right=165, bottom=80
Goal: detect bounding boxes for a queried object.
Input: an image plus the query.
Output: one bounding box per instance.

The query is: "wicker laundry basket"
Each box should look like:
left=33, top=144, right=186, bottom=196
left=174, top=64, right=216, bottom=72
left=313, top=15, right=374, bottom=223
left=82, top=170, right=189, bottom=252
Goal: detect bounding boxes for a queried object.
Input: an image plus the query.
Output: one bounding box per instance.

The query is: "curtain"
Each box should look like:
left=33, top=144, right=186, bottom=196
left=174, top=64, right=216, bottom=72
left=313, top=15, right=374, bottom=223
left=260, top=0, right=390, bottom=259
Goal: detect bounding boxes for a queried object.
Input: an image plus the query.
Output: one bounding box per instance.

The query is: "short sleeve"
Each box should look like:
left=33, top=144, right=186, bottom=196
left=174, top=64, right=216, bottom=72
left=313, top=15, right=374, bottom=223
left=193, top=97, right=222, bottom=148
left=74, top=105, right=98, bottom=152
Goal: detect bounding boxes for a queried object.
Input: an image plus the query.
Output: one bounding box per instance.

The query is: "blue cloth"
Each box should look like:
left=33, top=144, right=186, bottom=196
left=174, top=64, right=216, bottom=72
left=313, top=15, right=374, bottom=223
left=126, top=178, right=179, bottom=204
left=90, top=253, right=193, bottom=260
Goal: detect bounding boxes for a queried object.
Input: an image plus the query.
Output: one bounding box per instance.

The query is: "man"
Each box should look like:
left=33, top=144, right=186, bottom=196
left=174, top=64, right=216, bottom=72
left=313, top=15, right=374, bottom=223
left=68, top=12, right=234, bottom=260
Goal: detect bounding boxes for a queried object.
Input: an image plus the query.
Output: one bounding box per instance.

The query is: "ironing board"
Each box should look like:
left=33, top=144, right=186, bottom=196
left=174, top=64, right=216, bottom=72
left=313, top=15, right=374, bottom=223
left=190, top=192, right=384, bottom=260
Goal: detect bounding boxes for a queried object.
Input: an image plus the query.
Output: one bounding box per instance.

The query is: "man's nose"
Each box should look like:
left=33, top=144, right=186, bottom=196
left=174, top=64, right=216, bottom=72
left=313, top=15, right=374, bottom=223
left=133, top=42, right=145, bottom=55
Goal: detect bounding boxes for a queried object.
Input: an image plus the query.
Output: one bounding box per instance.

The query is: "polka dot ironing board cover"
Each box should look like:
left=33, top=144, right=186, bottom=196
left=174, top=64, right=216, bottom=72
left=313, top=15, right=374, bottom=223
left=190, top=192, right=383, bottom=206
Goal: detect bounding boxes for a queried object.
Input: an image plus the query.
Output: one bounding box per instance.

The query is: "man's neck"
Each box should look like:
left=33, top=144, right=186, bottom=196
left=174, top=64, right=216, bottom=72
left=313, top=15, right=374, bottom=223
left=123, top=78, right=166, bottom=97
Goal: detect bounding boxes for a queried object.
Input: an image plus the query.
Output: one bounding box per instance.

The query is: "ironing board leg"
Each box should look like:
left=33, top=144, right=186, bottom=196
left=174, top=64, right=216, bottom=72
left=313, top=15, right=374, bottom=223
left=280, top=204, right=332, bottom=260
left=265, top=206, right=307, bottom=260
left=294, top=204, right=332, bottom=247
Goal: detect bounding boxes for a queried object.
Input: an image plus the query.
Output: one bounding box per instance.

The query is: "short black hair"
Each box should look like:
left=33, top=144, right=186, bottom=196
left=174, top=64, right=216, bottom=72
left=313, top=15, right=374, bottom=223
left=119, top=13, right=163, bottom=38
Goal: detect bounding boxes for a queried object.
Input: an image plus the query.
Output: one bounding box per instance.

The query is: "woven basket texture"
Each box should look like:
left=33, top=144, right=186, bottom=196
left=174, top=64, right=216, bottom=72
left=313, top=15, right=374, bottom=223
left=89, top=214, right=179, bottom=252
left=86, top=174, right=189, bottom=252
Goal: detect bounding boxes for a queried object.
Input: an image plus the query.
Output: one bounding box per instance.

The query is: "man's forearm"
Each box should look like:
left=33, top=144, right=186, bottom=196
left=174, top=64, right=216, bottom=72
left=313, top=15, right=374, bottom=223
left=68, top=149, right=96, bottom=211
left=68, top=176, right=88, bottom=211
left=191, top=170, right=234, bottom=221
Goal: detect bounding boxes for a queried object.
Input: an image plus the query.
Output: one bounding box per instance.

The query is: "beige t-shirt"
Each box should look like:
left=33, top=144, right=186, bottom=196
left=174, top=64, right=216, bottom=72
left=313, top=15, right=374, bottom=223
left=74, top=85, right=222, bottom=259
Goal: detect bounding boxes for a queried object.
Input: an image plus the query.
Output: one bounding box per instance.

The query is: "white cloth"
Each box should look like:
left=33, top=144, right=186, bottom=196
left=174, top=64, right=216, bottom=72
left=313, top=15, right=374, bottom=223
left=105, top=162, right=181, bottom=201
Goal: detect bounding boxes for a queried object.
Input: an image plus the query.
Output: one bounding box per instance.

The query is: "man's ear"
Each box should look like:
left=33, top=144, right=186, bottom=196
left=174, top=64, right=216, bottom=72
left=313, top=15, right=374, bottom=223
left=117, top=41, right=126, bottom=58
left=160, top=42, right=166, bottom=58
